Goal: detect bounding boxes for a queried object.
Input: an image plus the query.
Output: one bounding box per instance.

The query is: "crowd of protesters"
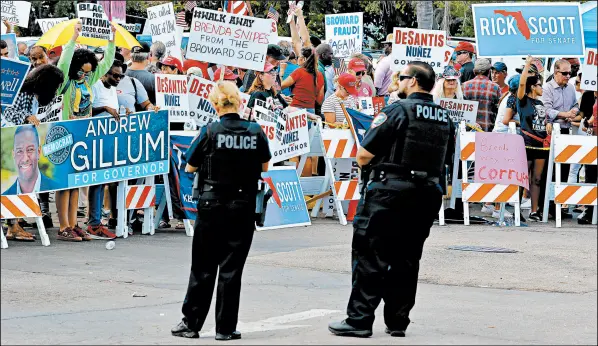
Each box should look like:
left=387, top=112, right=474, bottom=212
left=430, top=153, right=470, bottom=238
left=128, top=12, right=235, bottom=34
left=1, top=6, right=596, bottom=243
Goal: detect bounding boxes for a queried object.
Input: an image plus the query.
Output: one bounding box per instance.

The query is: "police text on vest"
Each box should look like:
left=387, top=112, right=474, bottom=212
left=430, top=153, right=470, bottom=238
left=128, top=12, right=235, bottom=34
left=416, top=105, right=448, bottom=123
left=217, top=134, right=257, bottom=149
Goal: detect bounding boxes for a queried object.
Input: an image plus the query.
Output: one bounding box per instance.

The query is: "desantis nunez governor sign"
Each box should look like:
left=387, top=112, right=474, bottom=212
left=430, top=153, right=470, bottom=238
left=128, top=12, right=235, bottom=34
left=1, top=110, right=169, bottom=195
left=472, top=3, right=585, bottom=57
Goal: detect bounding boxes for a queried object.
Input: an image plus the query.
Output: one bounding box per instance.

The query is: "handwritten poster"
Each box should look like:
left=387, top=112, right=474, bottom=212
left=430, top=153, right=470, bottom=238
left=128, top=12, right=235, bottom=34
left=325, top=12, right=363, bottom=58
left=187, top=8, right=271, bottom=71
left=77, top=3, right=113, bottom=40
left=155, top=74, right=189, bottom=125
left=36, top=17, right=69, bottom=34
left=474, top=132, right=529, bottom=189
left=391, top=27, right=447, bottom=73
left=146, top=2, right=182, bottom=62
left=438, top=98, right=479, bottom=124
left=581, top=48, right=597, bottom=91
left=1, top=1, right=31, bottom=28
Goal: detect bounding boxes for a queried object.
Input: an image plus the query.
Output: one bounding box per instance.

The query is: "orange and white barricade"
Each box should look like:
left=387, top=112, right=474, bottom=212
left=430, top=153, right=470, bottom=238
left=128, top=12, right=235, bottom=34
left=459, top=122, right=521, bottom=226
left=542, top=123, right=597, bottom=227
left=1, top=194, right=50, bottom=248
left=117, top=176, right=158, bottom=238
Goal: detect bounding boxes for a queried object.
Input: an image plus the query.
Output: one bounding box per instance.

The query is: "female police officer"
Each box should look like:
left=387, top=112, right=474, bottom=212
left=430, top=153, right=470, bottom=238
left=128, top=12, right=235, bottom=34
left=171, top=80, right=271, bottom=341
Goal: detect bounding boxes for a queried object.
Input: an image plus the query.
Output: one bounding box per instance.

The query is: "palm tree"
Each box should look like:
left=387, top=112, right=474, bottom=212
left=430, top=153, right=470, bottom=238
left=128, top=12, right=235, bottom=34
left=416, top=1, right=434, bottom=30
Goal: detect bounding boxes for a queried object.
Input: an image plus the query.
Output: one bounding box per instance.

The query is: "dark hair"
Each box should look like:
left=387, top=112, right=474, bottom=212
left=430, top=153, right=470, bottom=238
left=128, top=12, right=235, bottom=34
left=0, top=40, right=6, bottom=49
left=21, top=64, right=64, bottom=106
left=68, top=48, right=99, bottom=80
left=300, top=47, right=319, bottom=90
left=525, top=75, right=541, bottom=94
left=14, top=125, right=40, bottom=149
left=406, top=61, right=436, bottom=92
left=30, top=45, right=47, bottom=54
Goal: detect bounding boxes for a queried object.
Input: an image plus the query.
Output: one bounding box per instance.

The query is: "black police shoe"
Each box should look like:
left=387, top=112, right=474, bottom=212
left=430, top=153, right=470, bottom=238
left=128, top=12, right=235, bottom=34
left=385, top=327, right=406, bottom=337
left=171, top=320, right=199, bottom=338
left=215, top=331, right=241, bottom=341
left=328, top=320, right=372, bottom=338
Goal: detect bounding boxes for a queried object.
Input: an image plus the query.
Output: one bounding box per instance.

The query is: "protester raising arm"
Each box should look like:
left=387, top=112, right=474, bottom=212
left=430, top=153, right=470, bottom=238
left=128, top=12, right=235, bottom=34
left=294, top=7, right=312, bottom=48
left=289, top=14, right=302, bottom=59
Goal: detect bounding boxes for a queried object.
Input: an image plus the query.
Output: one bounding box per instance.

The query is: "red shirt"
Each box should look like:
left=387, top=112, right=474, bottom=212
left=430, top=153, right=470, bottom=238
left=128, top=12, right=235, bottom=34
left=500, top=84, right=509, bottom=96
left=290, top=68, right=324, bottom=109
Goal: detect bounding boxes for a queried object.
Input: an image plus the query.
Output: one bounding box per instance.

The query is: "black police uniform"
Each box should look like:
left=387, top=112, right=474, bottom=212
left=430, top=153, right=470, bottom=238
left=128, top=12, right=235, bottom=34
left=178, top=113, right=271, bottom=337
left=344, top=92, right=455, bottom=333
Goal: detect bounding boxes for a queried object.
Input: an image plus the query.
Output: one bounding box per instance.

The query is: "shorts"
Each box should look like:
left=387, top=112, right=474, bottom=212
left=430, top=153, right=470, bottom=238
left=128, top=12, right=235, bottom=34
left=526, top=146, right=549, bottom=160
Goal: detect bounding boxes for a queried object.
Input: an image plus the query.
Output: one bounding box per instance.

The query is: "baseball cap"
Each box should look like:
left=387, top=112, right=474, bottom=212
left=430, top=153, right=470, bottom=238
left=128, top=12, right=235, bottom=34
left=492, top=61, right=507, bottom=73
left=508, top=75, right=520, bottom=92
left=267, top=44, right=286, bottom=61
left=515, top=64, right=539, bottom=75
left=338, top=73, right=358, bottom=96
left=214, top=67, right=238, bottom=81
left=157, top=56, right=183, bottom=72
left=132, top=41, right=150, bottom=54
left=263, top=62, right=277, bottom=73
left=455, top=41, right=475, bottom=54
left=348, top=58, right=366, bottom=72
left=442, top=65, right=461, bottom=80
left=382, top=33, right=394, bottom=44
left=473, top=58, right=492, bottom=72
left=183, top=59, right=205, bottom=73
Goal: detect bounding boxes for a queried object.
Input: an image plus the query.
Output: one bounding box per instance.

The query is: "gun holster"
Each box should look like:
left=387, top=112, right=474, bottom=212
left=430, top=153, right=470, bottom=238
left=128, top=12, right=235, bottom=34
left=192, top=173, right=202, bottom=200
left=255, top=181, right=273, bottom=227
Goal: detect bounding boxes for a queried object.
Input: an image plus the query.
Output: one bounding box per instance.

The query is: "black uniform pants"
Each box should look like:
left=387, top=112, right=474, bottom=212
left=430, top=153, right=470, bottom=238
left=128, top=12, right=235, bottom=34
left=346, top=180, right=442, bottom=331
left=181, top=191, right=256, bottom=334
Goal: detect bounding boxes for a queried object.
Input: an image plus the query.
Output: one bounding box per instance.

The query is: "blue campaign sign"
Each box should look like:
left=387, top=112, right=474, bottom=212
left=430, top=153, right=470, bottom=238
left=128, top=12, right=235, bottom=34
left=0, top=110, right=169, bottom=195
left=1, top=33, right=18, bottom=59
left=472, top=3, right=585, bottom=57
left=258, top=167, right=311, bottom=230
left=136, top=34, right=152, bottom=47
left=1, top=58, right=31, bottom=107
left=170, top=133, right=198, bottom=220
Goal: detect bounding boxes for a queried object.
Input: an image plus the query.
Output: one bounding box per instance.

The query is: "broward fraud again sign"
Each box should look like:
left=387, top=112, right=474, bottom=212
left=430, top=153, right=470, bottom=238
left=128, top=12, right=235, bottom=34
left=187, top=8, right=271, bottom=71
left=325, top=12, right=363, bottom=58
left=391, top=27, right=447, bottom=73
left=472, top=3, right=585, bottom=57
left=0, top=110, right=169, bottom=195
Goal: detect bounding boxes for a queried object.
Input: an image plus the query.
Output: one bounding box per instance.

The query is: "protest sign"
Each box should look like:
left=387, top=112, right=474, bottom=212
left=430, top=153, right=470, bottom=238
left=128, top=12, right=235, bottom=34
left=358, top=97, right=385, bottom=116
left=1, top=1, right=31, bottom=28
left=1, top=33, right=17, bottom=59
left=0, top=111, right=169, bottom=195
left=474, top=132, right=529, bottom=190
left=170, top=133, right=198, bottom=220
left=391, top=27, right=447, bottom=73
left=155, top=74, right=189, bottom=124
left=257, top=167, right=311, bottom=230
left=187, top=8, right=271, bottom=71
left=187, top=75, right=218, bottom=127
left=147, top=2, right=182, bottom=62
left=325, top=12, right=363, bottom=58
left=77, top=3, right=113, bottom=41
left=110, top=0, right=126, bottom=24
left=1, top=58, right=30, bottom=107
left=581, top=48, right=597, bottom=91
left=36, top=17, right=69, bottom=34
left=35, top=95, right=63, bottom=123
left=254, top=105, right=310, bottom=163
left=438, top=98, right=479, bottom=125
left=125, top=15, right=146, bottom=35
left=472, top=3, right=585, bottom=57
left=135, top=34, right=152, bottom=47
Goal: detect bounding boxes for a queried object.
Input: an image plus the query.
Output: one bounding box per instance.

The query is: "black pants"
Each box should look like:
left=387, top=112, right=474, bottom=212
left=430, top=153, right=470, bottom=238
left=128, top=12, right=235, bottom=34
left=39, top=192, right=51, bottom=216
left=160, top=170, right=185, bottom=222
left=181, top=191, right=256, bottom=334
left=346, top=180, right=442, bottom=331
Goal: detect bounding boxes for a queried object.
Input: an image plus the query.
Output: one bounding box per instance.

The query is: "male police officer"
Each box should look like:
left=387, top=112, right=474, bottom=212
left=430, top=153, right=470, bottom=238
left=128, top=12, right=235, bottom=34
left=172, top=81, right=271, bottom=341
left=329, top=61, right=455, bottom=338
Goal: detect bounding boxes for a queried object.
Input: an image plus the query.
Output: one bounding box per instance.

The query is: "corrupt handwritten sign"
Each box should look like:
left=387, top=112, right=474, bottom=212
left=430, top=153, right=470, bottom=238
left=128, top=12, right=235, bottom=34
left=155, top=74, right=189, bottom=125
left=472, top=3, right=585, bottom=57
left=474, top=132, right=529, bottom=189
left=187, top=8, right=271, bottom=71
left=1, top=111, right=169, bottom=195
left=581, top=48, right=597, bottom=92
left=36, top=17, right=69, bottom=34
left=1, top=1, right=31, bottom=28
left=147, top=3, right=182, bottom=61
left=77, top=3, right=113, bottom=40
left=391, top=27, right=447, bottom=73
left=438, top=98, right=478, bottom=124
left=1, top=58, right=30, bottom=107
left=325, top=12, right=363, bottom=58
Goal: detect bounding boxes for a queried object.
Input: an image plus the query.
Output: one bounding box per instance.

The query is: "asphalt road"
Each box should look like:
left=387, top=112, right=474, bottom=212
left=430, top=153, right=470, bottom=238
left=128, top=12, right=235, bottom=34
left=1, top=216, right=596, bottom=345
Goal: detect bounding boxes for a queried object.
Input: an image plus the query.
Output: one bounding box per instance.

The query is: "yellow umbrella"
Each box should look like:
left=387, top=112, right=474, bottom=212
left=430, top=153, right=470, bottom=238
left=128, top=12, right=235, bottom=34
left=36, top=19, right=141, bottom=50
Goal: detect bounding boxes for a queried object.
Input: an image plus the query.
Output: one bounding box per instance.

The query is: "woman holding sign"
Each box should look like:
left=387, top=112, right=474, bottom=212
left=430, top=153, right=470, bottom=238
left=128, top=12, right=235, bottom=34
left=54, top=21, right=116, bottom=241
left=517, top=56, right=550, bottom=222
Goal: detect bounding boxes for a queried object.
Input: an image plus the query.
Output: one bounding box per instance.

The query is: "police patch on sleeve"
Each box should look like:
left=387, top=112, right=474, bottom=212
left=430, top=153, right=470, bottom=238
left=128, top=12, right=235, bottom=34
left=371, top=113, right=387, bottom=128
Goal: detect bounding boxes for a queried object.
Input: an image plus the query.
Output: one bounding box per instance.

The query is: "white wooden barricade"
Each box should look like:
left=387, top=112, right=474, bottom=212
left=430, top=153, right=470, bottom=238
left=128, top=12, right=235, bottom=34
left=458, top=122, right=521, bottom=226
left=1, top=194, right=50, bottom=248
left=542, top=123, right=597, bottom=227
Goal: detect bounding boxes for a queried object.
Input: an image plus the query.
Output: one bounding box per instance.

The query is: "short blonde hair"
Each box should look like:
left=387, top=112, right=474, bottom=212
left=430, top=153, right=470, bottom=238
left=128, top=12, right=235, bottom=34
left=387, top=72, right=400, bottom=93
left=209, top=81, right=241, bottom=112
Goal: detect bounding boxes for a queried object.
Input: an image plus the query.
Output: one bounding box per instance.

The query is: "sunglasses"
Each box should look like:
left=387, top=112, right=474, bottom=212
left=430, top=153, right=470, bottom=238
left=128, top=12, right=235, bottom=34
left=558, top=71, right=572, bottom=76
left=399, top=75, right=415, bottom=81
left=77, top=70, right=90, bottom=78
left=457, top=51, right=469, bottom=55
left=110, top=72, right=125, bottom=79
left=535, top=83, right=543, bottom=87
left=355, top=71, right=365, bottom=76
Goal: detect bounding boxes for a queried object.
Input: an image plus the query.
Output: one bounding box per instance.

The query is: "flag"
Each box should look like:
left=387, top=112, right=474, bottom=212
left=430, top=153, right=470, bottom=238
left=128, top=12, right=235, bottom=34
left=224, top=0, right=249, bottom=15
left=344, top=107, right=374, bottom=145
left=267, top=6, right=279, bottom=23
left=333, top=58, right=347, bottom=76
left=184, top=1, right=197, bottom=12
left=176, top=11, right=187, bottom=27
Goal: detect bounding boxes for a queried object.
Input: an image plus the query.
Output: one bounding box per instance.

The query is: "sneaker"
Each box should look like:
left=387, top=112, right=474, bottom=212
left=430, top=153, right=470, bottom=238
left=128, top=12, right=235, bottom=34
left=57, top=228, right=82, bottom=242
left=101, top=208, right=111, bottom=219
left=158, top=220, right=171, bottom=229
left=529, top=212, right=542, bottom=222
left=77, top=210, right=87, bottom=218
left=481, top=205, right=496, bottom=214
left=385, top=328, right=406, bottom=337
left=42, top=214, right=54, bottom=229
left=87, top=225, right=117, bottom=240
left=492, top=209, right=513, bottom=219
left=521, top=198, right=531, bottom=209
left=73, top=226, right=92, bottom=241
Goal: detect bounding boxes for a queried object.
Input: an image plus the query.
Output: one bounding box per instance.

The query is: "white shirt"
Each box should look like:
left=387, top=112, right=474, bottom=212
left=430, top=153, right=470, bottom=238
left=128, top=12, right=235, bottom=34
left=16, top=168, right=41, bottom=194
left=92, top=80, right=119, bottom=117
